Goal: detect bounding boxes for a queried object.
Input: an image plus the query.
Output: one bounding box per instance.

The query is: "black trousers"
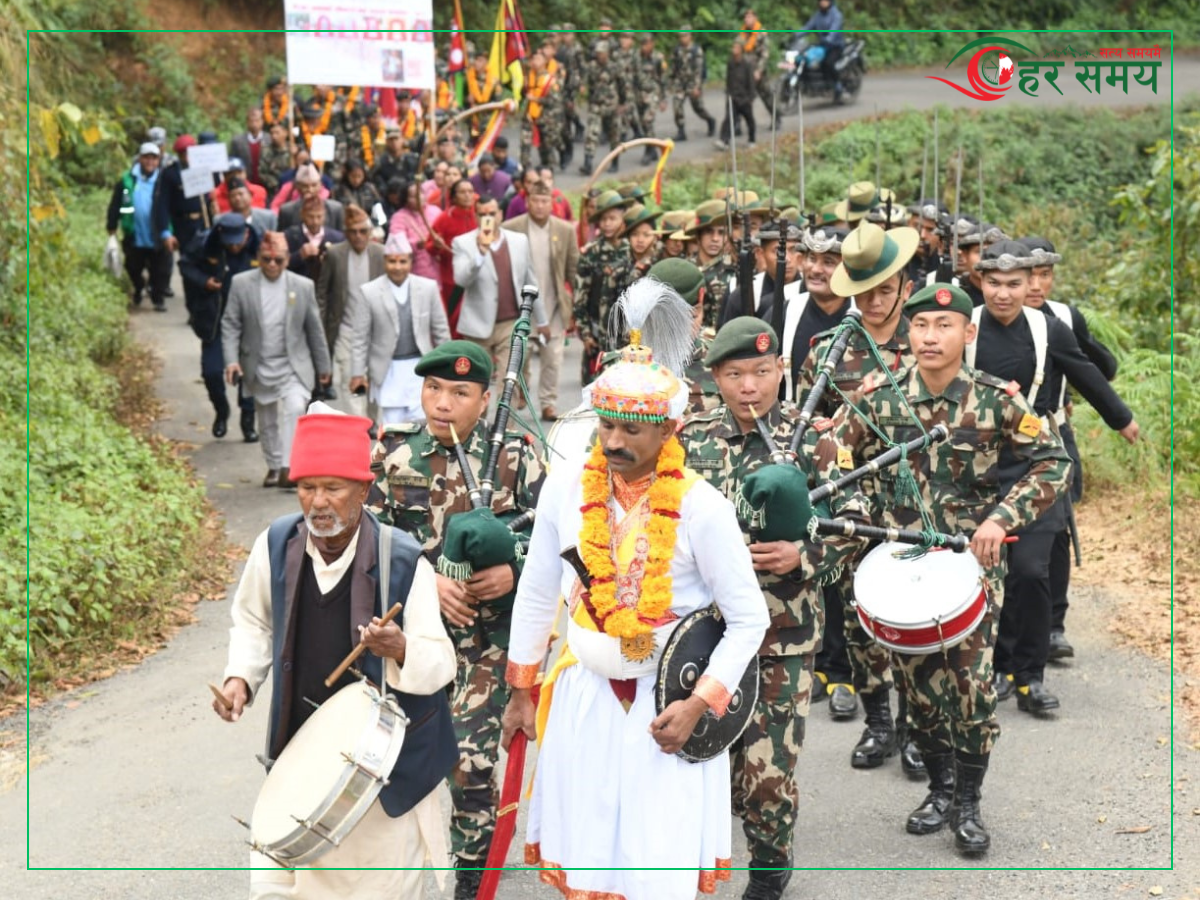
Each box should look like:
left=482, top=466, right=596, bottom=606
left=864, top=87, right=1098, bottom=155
left=995, top=529, right=1056, bottom=684
left=821, top=45, right=843, bottom=88
left=816, top=578, right=852, bottom=683
left=1052, top=421, right=1083, bottom=632
left=123, top=236, right=173, bottom=306
left=720, top=99, right=756, bottom=144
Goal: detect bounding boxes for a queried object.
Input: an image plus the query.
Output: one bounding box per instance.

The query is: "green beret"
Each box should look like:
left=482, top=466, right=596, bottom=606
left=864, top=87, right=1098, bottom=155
left=414, top=340, right=493, bottom=384
left=905, top=282, right=974, bottom=318
left=705, top=317, right=779, bottom=368
left=647, top=258, right=704, bottom=303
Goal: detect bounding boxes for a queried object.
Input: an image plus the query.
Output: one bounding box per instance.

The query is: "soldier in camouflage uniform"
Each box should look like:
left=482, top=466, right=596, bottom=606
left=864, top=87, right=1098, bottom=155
left=520, top=49, right=563, bottom=170
left=739, top=8, right=778, bottom=122
left=686, top=199, right=735, bottom=332
left=612, top=203, right=662, bottom=297
left=578, top=42, right=627, bottom=176
left=812, top=283, right=1072, bottom=856
left=258, top=121, right=293, bottom=202
left=537, top=39, right=569, bottom=169
left=797, top=222, right=927, bottom=775
left=634, top=33, right=668, bottom=164
left=681, top=317, right=863, bottom=900
left=367, top=341, right=546, bottom=898
left=646, top=258, right=724, bottom=417
left=670, top=26, right=717, bottom=141
left=611, top=32, right=640, bottom=141
left=573, top=190, right=633, bottom=383
left=553, top=24, right=586, bottom=153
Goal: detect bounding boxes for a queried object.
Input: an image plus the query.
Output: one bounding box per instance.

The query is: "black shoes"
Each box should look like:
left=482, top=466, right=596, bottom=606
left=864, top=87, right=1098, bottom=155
left=277, top=467, right=295, bottom=489
left=241, top=411, right=258, bottom=443
left=742, top=859, right=792, bottom=900
left=951, top=753, right=991, bottom=855
left=454, top=858, right=484, bottom=900
left=850, top=689, right=896, bottom=769
left=212, top=414, right=228, bottom=439
left=906, top=751, right=955, bottom=835
left=1048, top=630, right=1075, bottom=660
left=262, top=469, right=280, bottom=488
left=898, top=724, right=926, bottom=779
left=828, top=683, right=858, bottom=720
left=674, top=127, right=687, bottom=142
left=578, top=155, right=594, bottom=176
left=1016, top=678, right=1060, bottom=714
left=153, top=303, right=167, bottom=313
left=706, top=116, right=716, bottom=137
left=994, top=671, right=1015, bottom=702
left=640, top=147, right=658, bottom=165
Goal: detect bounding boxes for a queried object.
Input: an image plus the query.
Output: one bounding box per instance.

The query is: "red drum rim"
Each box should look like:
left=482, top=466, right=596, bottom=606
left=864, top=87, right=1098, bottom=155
left=857, top=586, right=987, bottom=655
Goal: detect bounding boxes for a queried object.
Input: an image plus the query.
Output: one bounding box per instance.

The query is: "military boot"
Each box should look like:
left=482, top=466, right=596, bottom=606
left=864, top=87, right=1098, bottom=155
left=897, top=721, right=926, bottom=779
left=611, top=153, right=619, bottom=173
left=578, top=155, right=594, bottom=176
left=905, top=750, right=955, bottom=835
left=454, top=857, right=484, bottom=900
left=742, top=859, right=792, bottom=900
left=674, top=126, right=688, bottom=142
left=850, top=689, right=896, bottom=769
left=641, top=146, right=658, bottom=165
left=706, top=114, right=717, bottom=137
left=951, top=752, right=991, bottom=855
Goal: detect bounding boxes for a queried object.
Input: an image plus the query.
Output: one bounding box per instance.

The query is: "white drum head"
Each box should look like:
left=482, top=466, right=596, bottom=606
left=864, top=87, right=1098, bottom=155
left=853, top=541, right=983, bottom=627
left=251, top=683, right=383, bottom=845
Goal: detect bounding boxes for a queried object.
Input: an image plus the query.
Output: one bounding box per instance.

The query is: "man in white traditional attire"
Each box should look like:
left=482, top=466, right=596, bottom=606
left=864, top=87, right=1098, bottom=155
left=213, top=404, right=458, bottom=899
left=501, top=318, right=770, bottom=900
left=351, top=231, right=451, bottom=425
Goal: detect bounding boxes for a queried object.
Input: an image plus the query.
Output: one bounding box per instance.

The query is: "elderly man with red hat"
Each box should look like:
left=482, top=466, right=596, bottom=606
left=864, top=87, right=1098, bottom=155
left=214, top=403, right=458, bottom=900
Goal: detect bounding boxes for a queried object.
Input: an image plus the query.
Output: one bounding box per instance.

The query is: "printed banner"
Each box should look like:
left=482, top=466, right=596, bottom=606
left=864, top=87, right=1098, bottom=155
left=284, top=0, right=435, bottom=92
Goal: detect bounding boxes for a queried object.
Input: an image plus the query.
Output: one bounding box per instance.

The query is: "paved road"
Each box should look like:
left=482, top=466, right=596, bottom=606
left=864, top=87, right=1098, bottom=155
left=7, top=56, right=1196, bottom=899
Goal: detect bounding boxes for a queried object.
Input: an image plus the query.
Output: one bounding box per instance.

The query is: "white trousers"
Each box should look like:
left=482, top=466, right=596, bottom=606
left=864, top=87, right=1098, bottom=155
left=255, top=378, right=309, bottom=469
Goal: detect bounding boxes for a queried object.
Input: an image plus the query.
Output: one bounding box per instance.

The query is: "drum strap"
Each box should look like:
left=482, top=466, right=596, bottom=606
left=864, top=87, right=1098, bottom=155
left=376, top=523, right=392, bottom=688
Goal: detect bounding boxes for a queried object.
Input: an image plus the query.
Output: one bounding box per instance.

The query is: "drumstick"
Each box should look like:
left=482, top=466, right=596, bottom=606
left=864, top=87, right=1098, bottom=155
left=208, top=682, right=233, bottom=710
left=324, top=602, right=403, bottom=688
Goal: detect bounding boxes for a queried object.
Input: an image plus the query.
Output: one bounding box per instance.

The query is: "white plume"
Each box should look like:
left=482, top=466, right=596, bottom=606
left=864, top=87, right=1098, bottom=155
left=607, top=276, right=697, bottom=377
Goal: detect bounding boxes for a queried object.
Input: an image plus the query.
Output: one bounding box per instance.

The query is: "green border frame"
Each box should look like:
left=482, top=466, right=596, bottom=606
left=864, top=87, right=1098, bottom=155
left=22, top=24, right=1177, bottom=877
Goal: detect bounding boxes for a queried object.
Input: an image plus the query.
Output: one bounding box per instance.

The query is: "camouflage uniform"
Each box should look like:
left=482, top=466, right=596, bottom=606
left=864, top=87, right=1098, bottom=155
left=680, top=402, right=861, bottom=867
left=367, top=421, right=545, bottom=863
left=695, top=255, right=734, bottom=332
left=798, top=318, right=914, bottom=697
left=740, top=21, right=775, bottom=116
left=257, top=142, right=292, bottom=200
left=582, top=57, right=627, bottom=158
left=520, top=65, right=565, bottom=169
left=811, top=363, right=1072, bottom=756
left=555, top=41, right=586, bottom=143
left=670, top=39, right=715, bottom=134
left=612, top=41, right=641, bottom=138
left=684, top=335, right=723, bottom=414
left=573, top=237, right=631, bottom=381
left=612, top=245, right=663, bottom=297
left=633, top=46, right=668, bottom=140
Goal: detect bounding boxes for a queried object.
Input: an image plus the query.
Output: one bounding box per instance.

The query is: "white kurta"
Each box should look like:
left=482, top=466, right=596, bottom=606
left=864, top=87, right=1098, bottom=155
left=507, top=460, right=769, bottom=900
left=224, top=519, right=456, bottom=900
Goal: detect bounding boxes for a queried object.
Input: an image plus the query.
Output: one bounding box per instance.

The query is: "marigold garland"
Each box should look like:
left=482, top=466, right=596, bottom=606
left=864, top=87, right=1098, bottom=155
left=467, top=68, right=497, bottom=105
left=579, top=436, right=686, bottom=638
left=263, top=92, right=289, bottom=126
left=300, top=91, right=336, bottom=149
left=360, top=124, right=385, bottom=169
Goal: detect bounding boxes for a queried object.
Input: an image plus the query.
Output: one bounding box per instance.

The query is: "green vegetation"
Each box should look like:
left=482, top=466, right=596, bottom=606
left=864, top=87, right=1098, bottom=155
left=6, top=6, right=226, bottom=693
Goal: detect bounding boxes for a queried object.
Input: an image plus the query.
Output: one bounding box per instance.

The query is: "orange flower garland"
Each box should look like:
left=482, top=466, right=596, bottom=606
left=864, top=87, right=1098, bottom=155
left=360, top=124, right=385, bottom=168
left=579, top=436, right=686, bottom=639
left=263, top=92, right=289, bottom=126
left=300, top=91, right=336, bottom=148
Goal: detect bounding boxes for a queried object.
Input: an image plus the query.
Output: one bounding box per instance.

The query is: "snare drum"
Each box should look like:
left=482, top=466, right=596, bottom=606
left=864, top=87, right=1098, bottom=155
left=853, top=541, right=987, bottom=655
left=249, top=680, right=408, bottom=866
left=544, top=403, right=597, bottom=472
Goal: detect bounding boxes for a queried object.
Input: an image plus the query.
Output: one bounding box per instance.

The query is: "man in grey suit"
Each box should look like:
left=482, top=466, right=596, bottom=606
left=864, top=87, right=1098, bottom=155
left=228, top=179, right=277, bottom=236
left=451, top=193, right=549, bottom=393
left=277, top=163, right=345, bottom=231
left=503, top=182, right=580, bottom=420
left=350, top=232, right=451, bottom=424
left=317, top=203, right=385, bottom=416
left=222, top=231, right=332, bottom=488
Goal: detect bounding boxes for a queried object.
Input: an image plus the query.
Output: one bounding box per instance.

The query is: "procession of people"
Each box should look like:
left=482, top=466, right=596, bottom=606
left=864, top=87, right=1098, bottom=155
left=112, top=17, right=1151, bottom=900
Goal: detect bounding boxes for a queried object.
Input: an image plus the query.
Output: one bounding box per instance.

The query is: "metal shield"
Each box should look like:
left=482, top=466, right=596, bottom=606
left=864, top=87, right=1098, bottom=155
left=655, top=606, right=759, bottom=763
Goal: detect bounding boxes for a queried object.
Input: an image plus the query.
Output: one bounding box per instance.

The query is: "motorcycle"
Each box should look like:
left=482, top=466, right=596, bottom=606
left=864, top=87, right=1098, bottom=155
left=776, top=35, right=866, bottom=112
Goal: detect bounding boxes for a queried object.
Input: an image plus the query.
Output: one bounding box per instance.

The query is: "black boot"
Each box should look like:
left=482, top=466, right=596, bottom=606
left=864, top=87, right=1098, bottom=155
left=850, top=689, right=896, bottom=769
left=578, top=154, right=593, bottom=176
left=640, top=146, right=658, bottom=165
left=897, top=722, right=926, bottom=779
left=742, top=859, right=792, bottom=900
left=706, top=115, right=717, bottom=137
left=905, top=750, right=955, bottom=835
left=611, top=154, right=619, bottom=173
left=951, top=752, right=991, bottom=855
left=454, top=857, right=484, bottom=900
left=674, top=126, right=687, bottom=142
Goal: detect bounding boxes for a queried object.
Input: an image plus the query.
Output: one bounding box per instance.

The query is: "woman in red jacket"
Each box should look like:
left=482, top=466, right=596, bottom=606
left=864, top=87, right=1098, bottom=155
left=428, top=178, right=478, bottom=335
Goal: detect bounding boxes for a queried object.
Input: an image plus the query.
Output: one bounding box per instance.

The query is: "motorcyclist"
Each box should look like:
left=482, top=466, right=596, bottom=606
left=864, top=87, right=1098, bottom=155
left=799, top=0, right=846, bottom=100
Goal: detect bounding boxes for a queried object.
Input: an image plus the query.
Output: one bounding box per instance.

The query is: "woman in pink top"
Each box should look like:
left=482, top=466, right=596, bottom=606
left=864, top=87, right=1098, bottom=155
left=388, top=180, right=440, bottom=281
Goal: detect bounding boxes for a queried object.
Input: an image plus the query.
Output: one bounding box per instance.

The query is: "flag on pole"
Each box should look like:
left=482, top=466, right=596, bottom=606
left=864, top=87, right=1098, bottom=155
left=488, top=0, right=529, bottom=102
left=448, top=0, right=467, bottom=108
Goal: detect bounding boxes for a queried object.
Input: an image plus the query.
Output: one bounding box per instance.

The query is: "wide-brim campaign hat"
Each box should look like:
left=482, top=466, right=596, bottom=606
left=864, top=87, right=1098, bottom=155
left=684, top=199, right=730, bottom=237
left=622, top=203, right=661, bottom=232
left=589, top=189, right=635, bottom=224
left=830, top=222, right=920, bottom=296
left=834, top=181, right=881, bottom=223
left=655, top=209, right=694, bottom=237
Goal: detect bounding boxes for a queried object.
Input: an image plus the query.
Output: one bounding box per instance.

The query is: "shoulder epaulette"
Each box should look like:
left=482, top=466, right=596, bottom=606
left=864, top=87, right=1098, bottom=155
left=972, top=370, right=1013, bottom=392
left=682, top=407, right=725, bottom=427
left=382, top=421, right=422, bottom=435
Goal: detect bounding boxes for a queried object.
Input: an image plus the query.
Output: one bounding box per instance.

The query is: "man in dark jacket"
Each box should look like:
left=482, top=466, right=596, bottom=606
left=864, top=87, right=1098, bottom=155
left=799, top=0, right=847, bottom=99
left=716, top=39, right=757, bottom=149
left=106, top=142, right=173, bottom=310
